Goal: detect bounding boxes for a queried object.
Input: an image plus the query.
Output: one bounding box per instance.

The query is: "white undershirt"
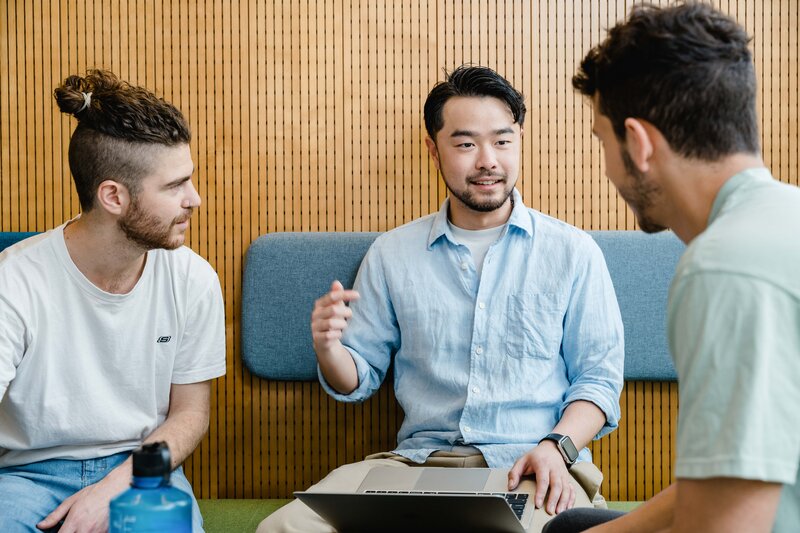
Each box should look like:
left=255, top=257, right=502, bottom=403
left=448, top=222, right=505, bottom=276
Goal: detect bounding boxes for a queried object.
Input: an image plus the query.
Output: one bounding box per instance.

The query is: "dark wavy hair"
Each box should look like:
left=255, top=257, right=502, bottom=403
left=54, top=69, right=191, bottom=211
left=573, top=2, right=759, bottom=160
left=424, top=65, right=526, bottom=141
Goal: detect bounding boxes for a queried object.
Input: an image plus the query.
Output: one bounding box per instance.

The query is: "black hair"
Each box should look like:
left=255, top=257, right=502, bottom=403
left=424, top=65, right=526, bottom=140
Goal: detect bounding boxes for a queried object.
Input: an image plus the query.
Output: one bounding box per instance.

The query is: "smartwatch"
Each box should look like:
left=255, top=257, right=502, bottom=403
left=541, top=433, right=579, bottom=467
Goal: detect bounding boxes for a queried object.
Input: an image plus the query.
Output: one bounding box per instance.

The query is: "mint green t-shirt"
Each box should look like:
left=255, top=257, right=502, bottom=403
left=668, top=168, right=800, bottom=532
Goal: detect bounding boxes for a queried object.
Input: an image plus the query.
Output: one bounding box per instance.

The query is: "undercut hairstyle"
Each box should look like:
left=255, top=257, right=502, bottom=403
left=54, top=69, right=191, bottom=211
left=424, top=65, right=526, bottom=141
left=573, top=2, right=760, bottom=161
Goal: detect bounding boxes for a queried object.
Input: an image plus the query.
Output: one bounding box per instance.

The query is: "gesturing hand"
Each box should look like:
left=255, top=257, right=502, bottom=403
left=311, top=280, right=360, bottom=353
left=507, top=441, right=576, bottom=515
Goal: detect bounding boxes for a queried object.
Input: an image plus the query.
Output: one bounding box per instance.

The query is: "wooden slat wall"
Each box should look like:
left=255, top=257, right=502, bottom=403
left=1, top=1, right=797, bottom=501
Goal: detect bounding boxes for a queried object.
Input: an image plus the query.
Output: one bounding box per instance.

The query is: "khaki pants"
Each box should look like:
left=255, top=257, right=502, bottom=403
left=257, top=451, right=606, bottom=533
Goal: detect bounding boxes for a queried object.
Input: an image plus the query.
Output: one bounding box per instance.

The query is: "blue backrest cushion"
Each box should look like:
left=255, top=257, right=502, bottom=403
left=242, top=230, right=684, bottom=381
left=0, top=232, right=39, bottom=252
left=590, top=231, right=684, bottom=380
left=242, top=232, right=379, bottom=380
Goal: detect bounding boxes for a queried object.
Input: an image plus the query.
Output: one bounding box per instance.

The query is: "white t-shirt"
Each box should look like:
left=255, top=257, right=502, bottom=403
left=0, top=223, right=226, bottom=467
left=448, top=222, right=505, bottom=276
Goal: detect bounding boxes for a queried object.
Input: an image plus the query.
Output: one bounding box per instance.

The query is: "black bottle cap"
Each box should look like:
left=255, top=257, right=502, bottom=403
left=132, top=442, right=171, bottom=482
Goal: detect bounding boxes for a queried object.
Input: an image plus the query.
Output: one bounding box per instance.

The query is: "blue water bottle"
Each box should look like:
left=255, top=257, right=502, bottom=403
left=109, top=442, right=193, bottom=532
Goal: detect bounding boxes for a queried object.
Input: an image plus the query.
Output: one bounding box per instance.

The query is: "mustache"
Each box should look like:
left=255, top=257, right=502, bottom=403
left=173, top=209, right=195, bottom=225
left=467, top=171, right=507, bottom=182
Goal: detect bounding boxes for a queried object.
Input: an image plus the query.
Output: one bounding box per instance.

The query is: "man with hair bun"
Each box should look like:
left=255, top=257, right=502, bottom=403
left=544, top=3, right=800, bottom=532
left=0, top=70, right=225, bottom=532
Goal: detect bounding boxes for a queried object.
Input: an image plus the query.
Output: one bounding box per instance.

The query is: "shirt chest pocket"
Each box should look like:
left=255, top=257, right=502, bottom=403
left=505, top=293, right=564, bottom=359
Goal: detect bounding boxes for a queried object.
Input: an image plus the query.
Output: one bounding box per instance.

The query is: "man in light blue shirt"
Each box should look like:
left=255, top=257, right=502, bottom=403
left=258, top=65, right=624, bottom=533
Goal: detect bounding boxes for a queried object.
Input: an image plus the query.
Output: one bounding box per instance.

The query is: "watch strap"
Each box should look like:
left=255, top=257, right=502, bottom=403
left=541, top=432, right=578, bottom=467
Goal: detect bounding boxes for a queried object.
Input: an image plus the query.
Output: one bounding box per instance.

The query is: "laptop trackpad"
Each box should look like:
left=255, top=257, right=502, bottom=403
left=414, top=468, right=490, bottom=492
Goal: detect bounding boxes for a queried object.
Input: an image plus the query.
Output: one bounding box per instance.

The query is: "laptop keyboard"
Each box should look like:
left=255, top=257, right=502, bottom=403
left=364, top=490, right=529, bottom=520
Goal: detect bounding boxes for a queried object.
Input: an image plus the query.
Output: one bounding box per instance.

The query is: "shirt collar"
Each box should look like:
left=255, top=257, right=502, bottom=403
left=708, top=166, right=773, bottom=225
left=427, top=188, right=532, bottom=249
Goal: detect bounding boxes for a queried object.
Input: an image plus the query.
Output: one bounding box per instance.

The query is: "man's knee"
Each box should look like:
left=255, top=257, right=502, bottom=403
left=256, top=499, right=331, bottom=533
left=0, top=473, right=62, bottom=532
left=257, top=458, right=409, bottom=533
left=167, top=467, right=204, bottom=533
left=541, top=508, right=626, bottom=533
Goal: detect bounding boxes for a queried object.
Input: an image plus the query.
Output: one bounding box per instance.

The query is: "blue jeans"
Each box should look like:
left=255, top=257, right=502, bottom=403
left=0, top=452, right=203, bottom=532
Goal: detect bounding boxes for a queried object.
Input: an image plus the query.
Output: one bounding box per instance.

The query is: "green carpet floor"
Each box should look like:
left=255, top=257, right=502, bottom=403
left=198, top=499, right=290, bottom=532
left=198, top=499, right=640, bottom=532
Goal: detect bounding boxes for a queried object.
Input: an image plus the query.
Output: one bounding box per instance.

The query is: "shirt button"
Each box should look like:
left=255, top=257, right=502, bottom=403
left=472, top=386, right=480, bottom=394
left=475, top=346, right=483, bottom=355
left=461, top=262, right=469, bottom=270
left=478, top=302, right=486, bottom=309
left=464, top=426, right=472, bottom=433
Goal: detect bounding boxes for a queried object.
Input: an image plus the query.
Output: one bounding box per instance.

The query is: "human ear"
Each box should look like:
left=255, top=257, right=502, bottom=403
left=95, top=180, right=130, bottom=216
left=624, top=118, right=654, bottom=173
left=425, top=136, right=441, bottom=171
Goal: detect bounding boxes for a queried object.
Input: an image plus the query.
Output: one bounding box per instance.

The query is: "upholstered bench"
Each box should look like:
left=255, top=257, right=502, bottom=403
left=0, top=230, right=681, bottom=532
left=240, top=230, right=684, bottom=529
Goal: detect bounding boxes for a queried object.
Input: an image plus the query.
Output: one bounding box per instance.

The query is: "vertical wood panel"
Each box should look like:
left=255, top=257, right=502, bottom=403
left=1, top=0, right=796, bottom=501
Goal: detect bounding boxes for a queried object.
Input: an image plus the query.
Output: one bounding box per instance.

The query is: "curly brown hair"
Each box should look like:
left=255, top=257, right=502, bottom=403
left=54, top=70, right=191, bottom=211
left=573, top=2, right=759, bottom=161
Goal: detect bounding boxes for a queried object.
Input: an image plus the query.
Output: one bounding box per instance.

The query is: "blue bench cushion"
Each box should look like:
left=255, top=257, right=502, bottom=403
left=242, top=232, right=378, bottom=380
left=0, top=232, right=39, bottom=252
left=242, top=230, right=684, bottom=381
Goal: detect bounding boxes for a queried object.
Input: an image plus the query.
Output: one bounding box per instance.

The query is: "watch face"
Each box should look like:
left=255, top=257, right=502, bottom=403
left=560, top=436, right=579, bottom=462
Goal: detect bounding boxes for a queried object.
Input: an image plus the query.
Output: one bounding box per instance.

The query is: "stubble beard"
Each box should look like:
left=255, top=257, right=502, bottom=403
left=446, top=170, right=514, bottom=213
left=620, top=150, right=667, bottom=234
left=118, top=197, right=191, bottom=250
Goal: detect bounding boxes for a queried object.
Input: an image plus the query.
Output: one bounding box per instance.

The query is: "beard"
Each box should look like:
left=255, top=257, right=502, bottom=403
left=620, top=150, right=667, bottom=234
left=445, top=170, right=514, bottom=212
left=118, top=197, right=192, bottom=250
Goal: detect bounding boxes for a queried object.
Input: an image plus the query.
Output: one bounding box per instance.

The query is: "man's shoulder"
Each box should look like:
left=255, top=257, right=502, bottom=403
left=678, top=197, right=800, bottom=296
left=370, top=213, right=438, bottom=250
left=0, top=230, right=53, bottom=263
left=0, top=230, right=56, bottom=285
left=525, top=208, right=599, bottom=257
left=148, top=245, right=220, bottom=288
left=527, top=207, right=587, bottom=237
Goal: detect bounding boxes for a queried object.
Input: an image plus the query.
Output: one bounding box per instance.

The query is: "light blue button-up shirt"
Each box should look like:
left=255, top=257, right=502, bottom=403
left=319, top=190, right=624, bottom=468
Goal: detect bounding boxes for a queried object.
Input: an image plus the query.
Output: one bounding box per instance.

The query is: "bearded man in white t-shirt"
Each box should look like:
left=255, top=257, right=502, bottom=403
left=0, top=70, right=226, bottom=533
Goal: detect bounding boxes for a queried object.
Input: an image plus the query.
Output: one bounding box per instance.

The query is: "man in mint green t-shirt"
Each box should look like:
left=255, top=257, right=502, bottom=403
left=547, top=3, right=800, bottom=533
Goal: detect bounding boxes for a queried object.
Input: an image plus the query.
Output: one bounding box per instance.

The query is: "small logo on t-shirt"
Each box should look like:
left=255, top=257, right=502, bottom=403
left=156, top=336, right=172, bottom=343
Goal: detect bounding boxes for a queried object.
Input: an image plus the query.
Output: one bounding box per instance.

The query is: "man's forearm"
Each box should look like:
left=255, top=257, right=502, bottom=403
left=98, top=408, right=209, bottom=490
left=316, top=342, right=359, bottom=394
left=106, top=382, right=212, bottom=482
left=551, top=400, right=606, bottom=449
left=141, top=408, right=209, bottom=469
left=588, top=483, right=676, bottom=533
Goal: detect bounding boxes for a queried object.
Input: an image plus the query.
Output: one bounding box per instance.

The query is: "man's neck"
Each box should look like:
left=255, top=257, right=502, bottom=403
left=661, top=153, right=765, bottom=243
left=63, top=214, right=149, bottom=294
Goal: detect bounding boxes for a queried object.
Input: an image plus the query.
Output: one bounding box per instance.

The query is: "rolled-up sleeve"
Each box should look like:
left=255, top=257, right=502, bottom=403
left=318, top=241, right=401, bottom=402
left=559, top=237, right=625, bottom=438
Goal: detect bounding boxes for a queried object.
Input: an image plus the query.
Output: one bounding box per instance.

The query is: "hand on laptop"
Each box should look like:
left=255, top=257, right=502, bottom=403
left=507, top=442, right=575, bottom=515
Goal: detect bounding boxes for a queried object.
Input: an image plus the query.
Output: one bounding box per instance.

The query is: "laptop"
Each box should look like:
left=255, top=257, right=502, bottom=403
left=294, top=467, right=533, bottom=533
